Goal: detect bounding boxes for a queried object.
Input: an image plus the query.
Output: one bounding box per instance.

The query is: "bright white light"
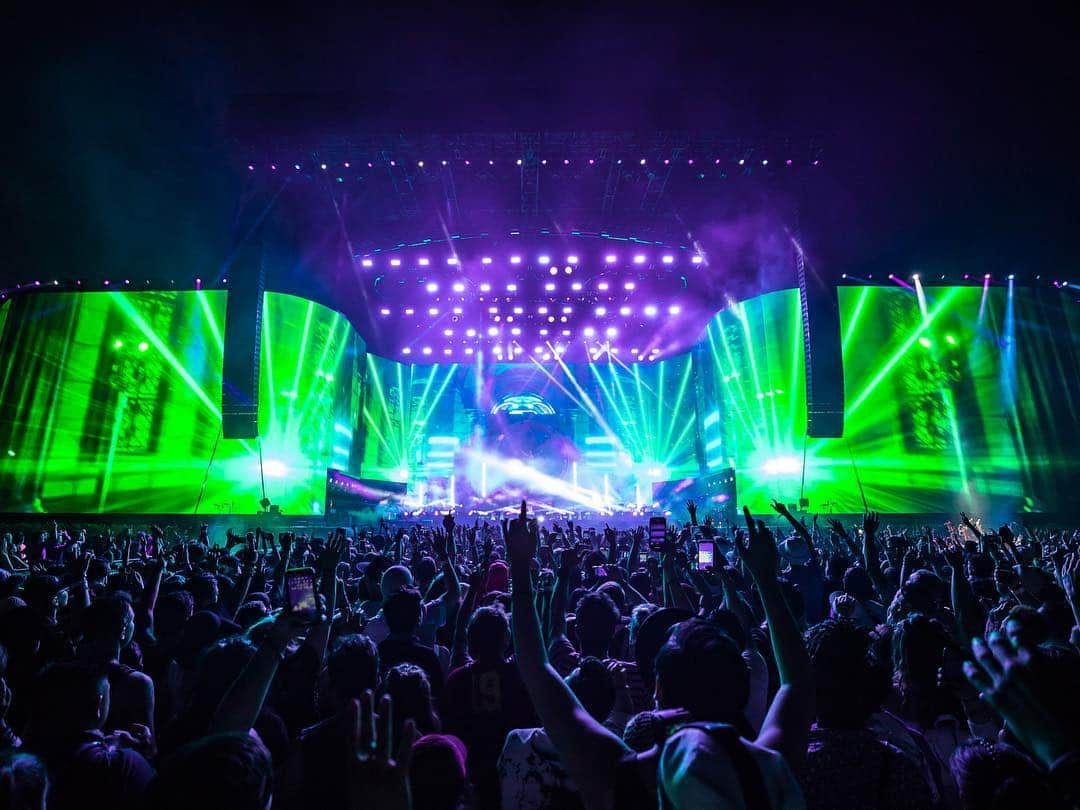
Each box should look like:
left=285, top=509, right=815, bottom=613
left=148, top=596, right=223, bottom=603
left=762, top=455, right=802, bottom=476
left=562, top=329, right=571, bottom=336
left=583, top=327, right=596, bottom=337
left=606, top=326, right=618, bottom=337
left=513, top=306, right=523, bottom=314
left=422, top=347, right=432, bottom=355
left=595, top=306, right=607, bottom=316
left=487, top=326, right=498, bottom=336
left=443, top=328, right=453, bottom=336
left=480, top=283, right=491, bottom=292
left=567, top=255, right=578, bottom=264
left=564, top=266, right=573, bottom=275
left=426, top=282, right=438, bottom=293
left=507, top=283, right=518, bottom=292
left=390, top=258, right=402, bottom=267
left=482, top=257, right=492, bottom=265
left=692, top=256, right=704, bottom=264
left=668, top=305, right=681, bottom=314
left=418, top=258, right=430, bottom=266
left=488, top=306, right=498, bottom=314
left=597, top=282, right=609, bottom=291
left=549, top=267, right=559, bottom=275
left=539, top=328, right=549, bottom=336
left=662, top=255, right=674, bottom=264
left=511, top=327, right=521, bottom=335
left=404, top=308, right=414, bottom=316
left=633, top=255, right=646, bottom=264
left=545, top=282, right=556, bottom=291
left=465, top=347, right=474, bottom=355
left=361, top=259, right=373, bottom=267
left=624, top=281, right=636, bottom=290
left=537, top=306, right=548, bottom=314
left=263, top=459, right=289, bottom=478
left=443, top=348, right=452, bottom=355
left=510, top=256, right=522, bottom=264
left=605, top=255, right=617, bottom=263
left=380, top=308, right=391, bottom=316
left=644, top=305, right=658, bottom=317
left=452, top=307, right=463, bottom=314
left=539, top=255, right=550, bottom=264
left=562, top=305, right=573, bottom=314
left=452, top=282, right=465, bottom=292
left=466, top=328, right=476, bottom=337
left=447, top=257, right=459, bottom=265
left=571, top=282, right=583, bottom=291
left=428, top=307, right=439, bottom=315
left=402, top=347, right=412, bottom=355
left=619, top=306, right=631, bottom=316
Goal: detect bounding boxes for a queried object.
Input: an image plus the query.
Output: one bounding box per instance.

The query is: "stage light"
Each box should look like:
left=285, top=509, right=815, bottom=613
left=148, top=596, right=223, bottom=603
left=422, top=347, right=432, bottom=355
left=113, top=339, right=123, bottom=349
left=452, top=282, right=465, bottom=293
left=761, top=456, right=800, bottom=476
left=479, top=283, right=491, bottom=292
left=567, top=255, right=578, bottom=264
left=321, top=163, right=327, bottom=170
left=465, top=347, right=474, bottom=355
left=564, top=266, right=573, bottom=274
left=426, top=282, right=439, bottom=293
left=541, top=159, right=547, bottom=165
left=624, top=281, right=636, bottom=290
left=762, top=159, right=768, bottom=166
left=516, top=159, right=522, bottom=165
left=380, top=308, right=391, bottom=316
left=493, top=345, right=503, bottom=355
left=511, top=327, right=521, bottom=335
left=597, top=282, right=610, bottom=291
left=538, top=306, right=549, bottom=314
left=488, top=306, right=498, bottom=314
left=639, top=158, right=646, bottom=165
left=441, top=160, right=447, bottom=166
left=841, top=273, right=847, bottom=279
left=633, top=255, right=646, bottom=264
left=443, top=348, right=452, bottom=355
left=619, top=306, right=632, bottom=315
left=562, top=329, right=571, bottom=336
left=668, top=305, right=681, bottom=314
left=507, top=283, right=518, bottom=292
left=786, top=159, right=793, bottom=166
left=510, top=255, right=521, bottom=264
left=606, top=326, right=618, bottom=337
left=418, top=161, right=424, bottom=167
left=945, top=334, right=957, bottom=345
left=662, top=255, right=674, bottom=264
left=361, top=258, right=373, bottom=268
left=589, top=159, right=595, bottom=165
left=564, top=159, right=570, bottom=165
left=247, top=164, right=254, bottom=171
left=548, top=316, right=556, bottom=322
left=571, top=282, right=583, bottom=290
left=539, top=328, right=549, bottom=336
left=605, top=255, right=617, bottom=264
left=630, top=347, right=638, bottom=354
left=549, top=267, right=559, bottom=275
left=542, top=352, right=551, bottom=360
left=487, top=327, right=498, bottom=336
left=664, top=159, right=670, bottom=165
left=545, top=282, right=556, bottom=291
left=404, top=308, right=414, bottom=315
left=583, top=326, right=596, bottom=337
left=494, top=315, right=502, bottom=322
left=534, top=346, right=543, bottom=353
left=595, top=306, right=607, bottom=316
left=390, top=258, right=402, bottom=267
left=428, top=307, right=439, bottom=315
left=560, top=316, right=568, bottom=323
left=295, top=163, right=301, bottom=170
left=738, top=159, right=745, bottom=166
left=419, top=258, right=430, bottom=266
left=984, top=273, right=991, bottom=279
left=482, top=257, right=493, bottom=265
left=918, top=337, right=933, bottom=348
left=562, top=305, right=573, bottom=314
left=539, top=254, right=550, bottom=264
left=692, top=256, right=703, bottom=264
left=644, top=305, right=658, bottom=317
left=443, top=328, right=453, bottom=336
left=447, top=257, right=459, bottom=265
left=270, top=164, right=277, bottom=171
left=1008, top=274, right=1015, bottom=280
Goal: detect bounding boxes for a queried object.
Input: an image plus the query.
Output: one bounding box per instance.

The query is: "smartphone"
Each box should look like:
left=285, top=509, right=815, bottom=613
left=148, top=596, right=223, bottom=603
left=697, top=541, right=715, bottom=568
left=285, top=567, right=319, bottom=622
left=638, top=550, right=649, bottom=564
left=649, top=516, right=667, bottom=543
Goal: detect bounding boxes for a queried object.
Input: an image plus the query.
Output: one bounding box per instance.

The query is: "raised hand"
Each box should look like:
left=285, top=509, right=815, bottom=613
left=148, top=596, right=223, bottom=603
left=769, top=499, right=790, bottom=516
left=506, top=501, right=539, bottom=570
left=863, top=510, right=880, bottom=538
left=346, top=691, right=417, bottom=810
left=826, top=518, right=849, bottom=539
left=964, top=634, right=1071, bottom=768
left=737, top=506, right=779, bottom=582
left=319, top=534, right=346, bottom=577
left=685, top=500, right=698, bottom=523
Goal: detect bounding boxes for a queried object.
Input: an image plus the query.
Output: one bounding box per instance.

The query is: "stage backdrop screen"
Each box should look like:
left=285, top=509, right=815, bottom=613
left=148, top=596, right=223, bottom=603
left=704, top=286, right=1080, bottom=516
left=0, top=291, right=363, bottom=514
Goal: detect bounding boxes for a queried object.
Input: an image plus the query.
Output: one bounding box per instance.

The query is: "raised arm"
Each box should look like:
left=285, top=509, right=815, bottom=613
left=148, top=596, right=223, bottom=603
left=739, top=507, right=814, bottom=770
left=771, top=499, right=816, bottom=557
left=508, top=502, right=628, bottom=810
left=861, top=511, right=897, bottom=603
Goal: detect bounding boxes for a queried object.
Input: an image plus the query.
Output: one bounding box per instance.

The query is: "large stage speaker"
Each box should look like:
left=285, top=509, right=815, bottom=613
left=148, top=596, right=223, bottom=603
left=797, top=247, right=845, bottom=437
left=221, top=239, right=265, bottom=439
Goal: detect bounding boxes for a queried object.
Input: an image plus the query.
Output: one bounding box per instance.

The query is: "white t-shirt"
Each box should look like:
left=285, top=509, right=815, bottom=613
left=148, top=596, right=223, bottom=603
left=498, top=727, right=578, bottom=810
left=660, top=726, right=805, bottom=810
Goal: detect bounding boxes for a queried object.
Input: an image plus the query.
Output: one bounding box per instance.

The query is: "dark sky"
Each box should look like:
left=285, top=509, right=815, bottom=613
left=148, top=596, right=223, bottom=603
left=3, top=5, right=1078, bottom=287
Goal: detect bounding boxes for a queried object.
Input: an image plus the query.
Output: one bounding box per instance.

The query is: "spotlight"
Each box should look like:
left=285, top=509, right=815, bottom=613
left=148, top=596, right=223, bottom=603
left=668, top=305, right=681, bottom=314
left=597, top=282, right=610, bottom=291
left=738, top=159, right=745, bottom=166
left=605, top=255, right=617, bottom=263
left=402, top=347, right=412, bottom=355
left=479, top=283, right=491, bottom=292
left=644, top=305, right=658, bottom=317
left=418, top=161, right=424, bottom=167
left=418, top=258, right=430, bottom=266
left=447, top=257, right=459, bottom=265
left=562, top=305, right=573, bottom=314
left=465, top=347, right=474, bottom=355
left=466, top=328, right=477, bottom=337
left=567, top=255, right=578, bottom=264
left=945, top=334, right=957, bottom=345
left=564, top=266, right=573, bottom=274
left=984, top=274, right=991, bottom=280
left=488, top=306, right=498, bottom=314
left=428, top=307, right=439, bottom=315
left=583, top=326, right=596, bottom=337
left=511, top=327, right=521, bottom=335
left=482, top=257, right=492, bottom=265
left=426, top=282, right=439, bottom=293
left=540, top=328, right=549, bottom=336
left=247, top=164, right=254, bottom=171
left=513, top=306, right=523, bottom=314
left=571, top=282, right=583, bottom=291
left=487, top=327, right=498, bottom=336
left=549, top=267, right=558, bottom=275
left=380, top=308, right=391, bottom=316
left=507, top=283, right=518, bottom=292
left=452, top=282, right=465, bottom=293
left=619, top=306, right=631, bottom=316
left=422, top=347, right=432, bottom=355
left=633, top=255, right=646, bottom=264
left=404, top=308, right=414, bottom=316
left=606, top=327, right=618, bottom=337
left=545, top=282, right=556, bottom=291
left=443, top=328, right=453, bottom=336
left=443, top=348, right=452, bottom=356
left=321, top=163, right=327, bottom=170
left=537, top=306, right=548, bottom=314
left=390, top=258, right=401, bottom=267
left=510, top=256, right=522, bottom=264
left=692, top=256, right=704, bottom=264
left=918, top=337, right=933, bottom=349
left=361, top=258, right=373, bottom=268
left=1008, top=274, right=1015, bottom=280
left=662, top=255, right=674, bottom=264
left=639, top=158, right=646, bottom=165
left=762, top=159, right=768, bottom=166
left=595, top=306, right=607, bottom=316
left=624, top=281, right=636, bottom=290
left=539, top=255, right=550, bottom=264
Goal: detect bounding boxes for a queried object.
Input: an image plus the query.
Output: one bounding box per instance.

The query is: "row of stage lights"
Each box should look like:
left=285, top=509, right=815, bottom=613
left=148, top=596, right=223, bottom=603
left=247, top=157, right=822, bottom=172
left=399, top=340, right=663, bottom=362
left=360, top=253, right=705, bottom=268
left=842, top=272, right=1073, bottom=286
left=1, top=277, right=225, bottom=300
left=379, top=303, right=681, bottom=319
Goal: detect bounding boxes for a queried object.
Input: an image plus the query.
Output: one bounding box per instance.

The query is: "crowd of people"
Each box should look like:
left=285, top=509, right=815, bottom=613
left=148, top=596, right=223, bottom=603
left=0, top=500, right=1078, bottom=809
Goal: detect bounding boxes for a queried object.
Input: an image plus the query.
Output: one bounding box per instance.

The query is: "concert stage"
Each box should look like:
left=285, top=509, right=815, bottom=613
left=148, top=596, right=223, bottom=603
left=1, top=132, right=1078, bottom=522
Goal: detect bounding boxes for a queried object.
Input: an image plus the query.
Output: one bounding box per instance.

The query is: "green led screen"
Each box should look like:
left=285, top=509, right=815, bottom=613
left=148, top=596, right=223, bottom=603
left=706, top=286, right=1080, bottom=515
left=0, top=291, right=362, bottom=514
